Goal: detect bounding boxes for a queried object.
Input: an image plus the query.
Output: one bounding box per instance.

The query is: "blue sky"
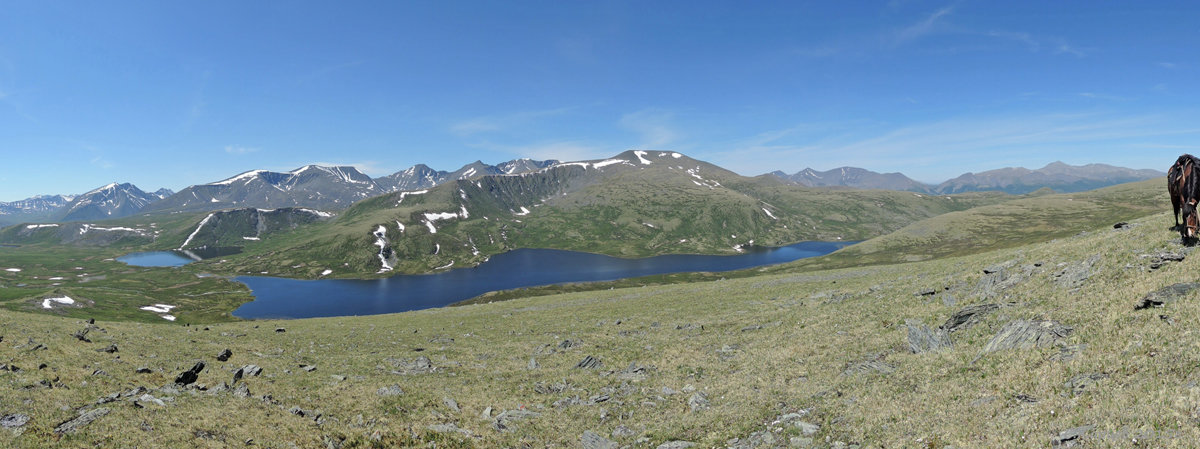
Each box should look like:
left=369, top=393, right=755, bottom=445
left=2, top=1, right=1199, bottom=201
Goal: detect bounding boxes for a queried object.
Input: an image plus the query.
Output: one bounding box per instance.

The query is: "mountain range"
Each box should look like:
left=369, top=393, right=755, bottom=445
left=769, top=161, right=1163, bottom=195
left=0, top=156, right=1163, bottom=228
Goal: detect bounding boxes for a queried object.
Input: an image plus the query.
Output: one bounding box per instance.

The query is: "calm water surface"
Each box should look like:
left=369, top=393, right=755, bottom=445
left=233, top=241, right=854, bottom=319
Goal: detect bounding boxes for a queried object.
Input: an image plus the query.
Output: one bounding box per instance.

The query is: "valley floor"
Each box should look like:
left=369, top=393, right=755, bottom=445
left=2, top=212, right=1199, bottom=448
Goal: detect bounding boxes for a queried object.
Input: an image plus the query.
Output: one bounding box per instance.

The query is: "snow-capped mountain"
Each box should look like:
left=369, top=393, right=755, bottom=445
left=770, top=167, right=931, bottom=193
left=374, top=158, right=559, bottom=192
left=0, top=194, right=75, bottom=215
left=145, top=165, right=383, bottom=213
left=57, top=183, right=165, bottom=221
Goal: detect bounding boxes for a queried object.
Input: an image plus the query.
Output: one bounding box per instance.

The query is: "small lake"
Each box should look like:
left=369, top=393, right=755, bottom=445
left=118, top=247, right=244, bottom=267
left=232, top=241, right=854, bottom=319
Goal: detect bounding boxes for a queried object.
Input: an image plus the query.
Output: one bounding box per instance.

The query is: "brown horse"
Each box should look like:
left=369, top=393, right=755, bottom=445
left=1171, top=154, right=1200, bottom=240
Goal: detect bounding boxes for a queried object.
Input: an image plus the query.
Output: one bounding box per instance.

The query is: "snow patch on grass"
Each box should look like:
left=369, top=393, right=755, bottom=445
left=42, top=296, right=75, bottom=309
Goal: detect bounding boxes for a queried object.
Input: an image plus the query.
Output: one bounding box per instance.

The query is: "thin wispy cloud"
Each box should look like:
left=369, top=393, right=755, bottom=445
left=894, top=6, right=954, bottom=44
left=224, top=145, right=259, bottom=155
left=619, top=109, right=678, bottom=147
left=450, top=107, right=578, bottom=137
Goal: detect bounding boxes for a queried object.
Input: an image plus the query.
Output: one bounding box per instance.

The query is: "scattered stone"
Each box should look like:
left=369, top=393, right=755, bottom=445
left=377, top=385, right=404, bottom=397
left=661, top=386, right=679, bottom=396
left=688, top=392, right=710, bottom=412
left=1064, top=373, right=1108, bottom=397
left=582, top=430, right=619, bottom=449
left=480, top=406, right=492, bottom=419
left=428, top=423, right=472, bottom=436
left=216, top=349, right=232, bottom=362
left=175, top=361, right=205, bottom=386
left=1013, top=394, right=1039, bottom=403
left=558, top=339, right=582, bottom=349
left=716, top=344, right=740, bottom=361
left=91, top=369, right=107, bottom=377
left=1051, top=424, right=1094, bottom=447
left=1113, top=222, right=1129, bottom=229
left=300, top=364, right=317, bottom=372
left=575, top=355, right=603, bottom=370
left=97, top=344, right=118, bottom=353
left=941, top=303, right=1000, bottom=333
left=493, top=409, right=540, bottom=432
left=391, top=356, right=435, bottom=375
left=275, top=328, right=286, bottom=333
left=841, top=357, right=895, bottom=377
left=1135, top=283, right=1200, bottom=309
left=72, top=328, right=91, bottom=343
left=616, top=363, right=650, bottom=381
left=1050, top=344, right=1087, bottom=363
left=612, top=424, right=636, bottom=438
left=741, top=324, right=764, bottom=332
left=0, top=413, right=29, bottom=429
left=330, top=375, right=346, bottom=381
left=53, top=407, right=109, bottom=434
left=905, top=319, right=952, bottom=353
left=135, top=367, right=152, bottom=374
left=980, top=320, right=1073, bottom=354
left=233, top=364, right=262, bottom=384
left=136, top=393, right=167, bottom=407
left=527, top=358, right=539, bottom=370
left=915, top=288, right=937, bottom=297
left=1051, top=256, right=1099, bottom=289
left=233, top=383, right=251, bottom=398
left=656, top=442, right=695, bottom=449
left=443, top=397, right=460, bottom=412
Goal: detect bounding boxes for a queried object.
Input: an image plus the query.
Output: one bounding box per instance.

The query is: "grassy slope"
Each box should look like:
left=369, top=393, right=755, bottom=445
left=2, top=202, right=1198, bottom=447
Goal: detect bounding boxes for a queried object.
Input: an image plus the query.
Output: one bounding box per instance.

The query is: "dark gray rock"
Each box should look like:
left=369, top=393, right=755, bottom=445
left=1051, top=424, right=1094, bottom=447
left=582, top=430, right=619, bottom=449
left=575, top=355, right=603, bottom=370
left=72, top=328, right=91, bottom=343
left=275, top=328, right=286, bottom=333
left=980, top=320, right=1073, bottom=354
left=53, top=407, right=109, bottom=434
left=300, top=364, right=317, bottom=372
left=135, top=366, right=152, bottom=374
left=906, top=319, right=952, bottom=353
left=942, top=303, right=999, bottom=333
left=216, top=349, right=232, bottom=362
left=97, top=344, right=118, bottom=353
left=174, top=361, right=205, bottom=385
left=233, top=364, right=261, bottom=383
left=1135, top=283, right=1200, bottom=309
left=0, top=413, right=29, bottom=429
left=233, top=383, right=251, bottom=398
left=558, top=339, right=582, bottom=349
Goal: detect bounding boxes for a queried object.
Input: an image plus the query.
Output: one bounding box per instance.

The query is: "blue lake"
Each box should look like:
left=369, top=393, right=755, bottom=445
left=117, top=251, right=196, bottom=267
left=232, top=241, right=854, bottom=319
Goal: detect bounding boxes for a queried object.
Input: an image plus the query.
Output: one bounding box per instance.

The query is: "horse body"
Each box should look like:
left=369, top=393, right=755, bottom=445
left=1171, top=154, right=1200, bottom=240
